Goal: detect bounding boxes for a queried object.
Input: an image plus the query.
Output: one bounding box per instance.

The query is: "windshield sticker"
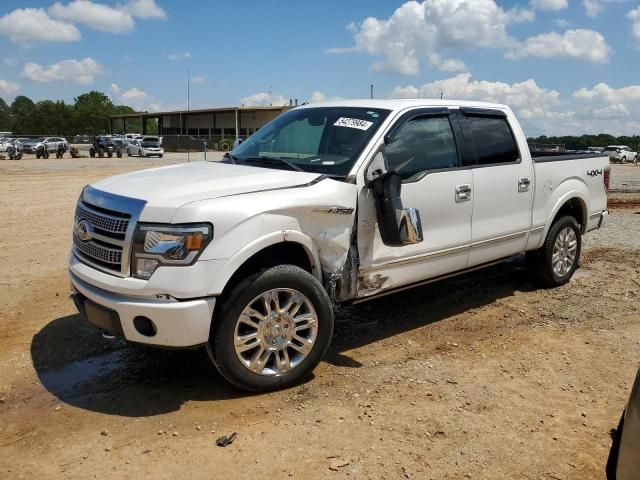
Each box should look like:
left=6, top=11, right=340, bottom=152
left=334, top=117, right=374, bottom=131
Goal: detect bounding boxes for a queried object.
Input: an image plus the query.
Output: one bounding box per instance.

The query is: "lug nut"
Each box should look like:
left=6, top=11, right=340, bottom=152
left=281, top=334, right=286, bottom=339
left=267, top=323, right=271, bottom=328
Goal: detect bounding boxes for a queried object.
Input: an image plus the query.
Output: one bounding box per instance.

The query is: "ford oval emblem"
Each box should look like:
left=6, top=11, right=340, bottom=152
left=76, top=219, right=94, bottom=242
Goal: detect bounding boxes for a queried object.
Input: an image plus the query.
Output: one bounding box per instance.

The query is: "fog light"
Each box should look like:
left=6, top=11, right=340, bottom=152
left=133, top=316, right=157, bottom=337
left=136, top=258, right=159, bottom=279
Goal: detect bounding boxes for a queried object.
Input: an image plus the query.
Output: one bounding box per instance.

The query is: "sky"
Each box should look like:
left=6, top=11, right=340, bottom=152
left=1, top=0, right=640, bottom=136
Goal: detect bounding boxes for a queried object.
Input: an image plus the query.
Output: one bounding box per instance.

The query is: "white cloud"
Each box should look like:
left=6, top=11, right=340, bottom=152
left=589, top=104, right=630, bottom=119
left=191, top=75, right=206, bottom=84
left=531, top=0, right=568, bottom=11
left=119, top=0, right=166, bottom=19
left=241, top=92, right=288, bottom=106
left=49, top=0, right=134, bottom=33
left=573, top=82, right=640, bottom=104
left=583, top=0, right=602, bottom=16
left=583, top=0, right=628, bottom=17
left=629, top=7, right=640, bottom=46
left=109, top=84, right=161, bottom=110
left=0, top=8, right=80, bottom=44
left=22, top=57, right=103, bottom=85
left=390, top=74, right=560, bottom=115
left=121, top=87, right=148, bottom=100
left=309, top=91, right=344, bottom=103
left=328, top=0, right=519, bottom=75
left=553, top=18, right=571, bottom=28
left=508, top=29, right=611, bottom=63
left=0, top=79, right=21, bottom=97
left=168, top=52, right=191, bottom=61
left=310, top=91, right=328, bottom=103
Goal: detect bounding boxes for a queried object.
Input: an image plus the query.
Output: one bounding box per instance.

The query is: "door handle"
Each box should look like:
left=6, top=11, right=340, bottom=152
left=455, top=184, right=472, bottom=202
left=518, top=177, right=531, bottom=192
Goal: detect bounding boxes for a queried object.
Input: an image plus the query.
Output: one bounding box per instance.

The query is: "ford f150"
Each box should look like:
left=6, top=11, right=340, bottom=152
left=69, top=100, right=610, bottom=391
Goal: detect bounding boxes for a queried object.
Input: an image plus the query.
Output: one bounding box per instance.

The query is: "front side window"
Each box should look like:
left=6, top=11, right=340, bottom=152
left=230, top=107, right=390, bottom=176
left=385, top=115, right=460, bottom=181
left=466, top=116, right=519, bottom=165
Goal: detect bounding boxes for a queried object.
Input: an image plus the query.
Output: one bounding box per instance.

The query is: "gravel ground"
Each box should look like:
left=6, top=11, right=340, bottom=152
left=585, top=208, right=640, bottom=250
left=0, top=157, right=638, bottom=480
left=609, top=163, right=640, bottom=192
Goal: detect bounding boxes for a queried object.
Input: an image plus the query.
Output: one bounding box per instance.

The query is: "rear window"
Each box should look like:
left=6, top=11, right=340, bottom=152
left=466, top=116, right=519, bottom=165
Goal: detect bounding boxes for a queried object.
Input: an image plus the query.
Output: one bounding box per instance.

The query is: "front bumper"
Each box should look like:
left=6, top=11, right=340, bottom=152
left=69, top=269, right=215, bottom=347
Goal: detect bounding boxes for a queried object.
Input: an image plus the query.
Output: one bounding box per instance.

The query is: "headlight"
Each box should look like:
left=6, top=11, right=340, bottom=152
left=131, top=223, right=213, bottom=279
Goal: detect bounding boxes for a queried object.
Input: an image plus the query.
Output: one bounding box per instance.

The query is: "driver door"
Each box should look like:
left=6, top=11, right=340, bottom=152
left=357, top=110, right=473, bottom=298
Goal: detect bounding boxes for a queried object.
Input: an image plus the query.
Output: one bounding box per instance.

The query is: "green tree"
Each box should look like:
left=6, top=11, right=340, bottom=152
left=0, top=97, right=12, bottom=131
left=10, top=96, right=37, bottom=134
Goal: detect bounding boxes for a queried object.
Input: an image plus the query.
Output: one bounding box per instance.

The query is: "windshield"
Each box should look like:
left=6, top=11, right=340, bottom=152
left=142, top=141, right=160, bottom=147
left=230, top=107, right=390, bottom=176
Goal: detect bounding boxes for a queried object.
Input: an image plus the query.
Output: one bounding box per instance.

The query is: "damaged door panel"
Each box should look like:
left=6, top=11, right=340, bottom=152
left=357, top=169, right=473, bottom=298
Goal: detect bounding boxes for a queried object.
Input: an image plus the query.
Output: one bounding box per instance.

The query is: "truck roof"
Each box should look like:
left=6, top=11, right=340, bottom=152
left=297, top=98, right=510, bottom=113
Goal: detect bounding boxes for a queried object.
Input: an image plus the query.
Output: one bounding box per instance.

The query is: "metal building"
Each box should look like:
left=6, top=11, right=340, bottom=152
left=109, top=105, right=290, bottom=139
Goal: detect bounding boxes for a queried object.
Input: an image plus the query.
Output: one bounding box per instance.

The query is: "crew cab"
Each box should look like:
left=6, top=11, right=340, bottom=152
left=69, top=100, right=609, bottom=391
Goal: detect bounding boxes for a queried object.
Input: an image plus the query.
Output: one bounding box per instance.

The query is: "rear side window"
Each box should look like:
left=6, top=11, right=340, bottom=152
left=385, top=115, right=459, bottom=181
left=466, top=116, right=519, bottom=165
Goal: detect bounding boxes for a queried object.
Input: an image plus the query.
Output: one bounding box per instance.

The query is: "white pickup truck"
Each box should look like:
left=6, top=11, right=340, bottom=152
left=69, top=100, right=610, bottom=391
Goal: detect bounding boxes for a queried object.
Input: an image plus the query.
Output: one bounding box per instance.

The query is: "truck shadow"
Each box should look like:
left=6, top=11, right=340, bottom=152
left=31, top=256, right=536, bottom=417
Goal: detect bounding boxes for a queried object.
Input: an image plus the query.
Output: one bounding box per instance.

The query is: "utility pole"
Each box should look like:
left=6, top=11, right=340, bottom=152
left=370, top=84, right=374, bottom=99
left=187, top=69, right=190, bottom=163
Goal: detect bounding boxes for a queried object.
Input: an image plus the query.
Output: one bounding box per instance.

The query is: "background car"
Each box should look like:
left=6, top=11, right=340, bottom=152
left=126, top=136, right=163, bottom=158
left=604, top=145, right=638, bottom=163
left=0, top=137, right=14, bottom=152
left=21, top=137, right=69, bottom=154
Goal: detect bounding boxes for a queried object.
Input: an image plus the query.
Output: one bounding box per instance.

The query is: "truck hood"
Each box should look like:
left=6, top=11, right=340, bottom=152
left=91, top=161, right=323, bottom=222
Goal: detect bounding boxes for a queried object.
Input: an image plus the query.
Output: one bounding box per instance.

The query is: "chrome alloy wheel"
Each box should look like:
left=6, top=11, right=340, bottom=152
left=233, top=288, right=318, bottom=376
left=552, top=226, right=578, bottom=277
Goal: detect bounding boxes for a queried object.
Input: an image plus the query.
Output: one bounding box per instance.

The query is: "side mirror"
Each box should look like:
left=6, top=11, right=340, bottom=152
left=365, top=149, right=423, bottom=247
left=364, top=151, right=388, bottom=185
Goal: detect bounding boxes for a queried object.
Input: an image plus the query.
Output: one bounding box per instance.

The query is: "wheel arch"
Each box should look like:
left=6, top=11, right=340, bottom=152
left=545, top=192, right=588, bottom=239
left=207, top=231, right=323, bottom=299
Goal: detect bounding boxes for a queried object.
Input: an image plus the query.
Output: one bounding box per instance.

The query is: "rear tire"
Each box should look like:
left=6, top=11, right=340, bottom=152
left=208, top=265, right=334, bottom=392
left=127, top=149, right=131, bottom=157
left=526, top=215, right=581, bottom=288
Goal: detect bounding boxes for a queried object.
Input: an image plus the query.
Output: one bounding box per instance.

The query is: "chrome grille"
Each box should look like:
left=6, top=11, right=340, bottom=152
left=73, top=233, right=122, bottom=265
left=71, top=186, right=146, bottom=277
left=75, top=203, right=129, bottom=235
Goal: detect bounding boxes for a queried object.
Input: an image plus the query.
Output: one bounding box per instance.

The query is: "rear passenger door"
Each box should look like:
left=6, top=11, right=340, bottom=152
left=459, top=109, right=534, bottom=267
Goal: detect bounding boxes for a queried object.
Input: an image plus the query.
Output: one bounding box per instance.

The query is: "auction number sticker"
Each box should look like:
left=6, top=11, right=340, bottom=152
left=334, top=117, right=374, bottom=130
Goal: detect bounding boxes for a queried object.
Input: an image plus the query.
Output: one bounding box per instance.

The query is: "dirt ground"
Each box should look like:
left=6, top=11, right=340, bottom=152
left=0, top=157, right=639, bottom=480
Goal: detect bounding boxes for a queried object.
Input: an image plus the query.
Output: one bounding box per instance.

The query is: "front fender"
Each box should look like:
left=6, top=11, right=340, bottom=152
left=205, top=230, right=322, bottom=295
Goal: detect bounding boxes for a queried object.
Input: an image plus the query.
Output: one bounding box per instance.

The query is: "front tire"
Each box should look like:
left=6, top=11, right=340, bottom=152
left=527, top=215, right=581, bottom=287
left=208, top=265, right=334, bottom=392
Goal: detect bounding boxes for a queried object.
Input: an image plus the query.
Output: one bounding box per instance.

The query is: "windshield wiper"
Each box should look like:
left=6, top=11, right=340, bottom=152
left=244, top=156, right=304, bottom=172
